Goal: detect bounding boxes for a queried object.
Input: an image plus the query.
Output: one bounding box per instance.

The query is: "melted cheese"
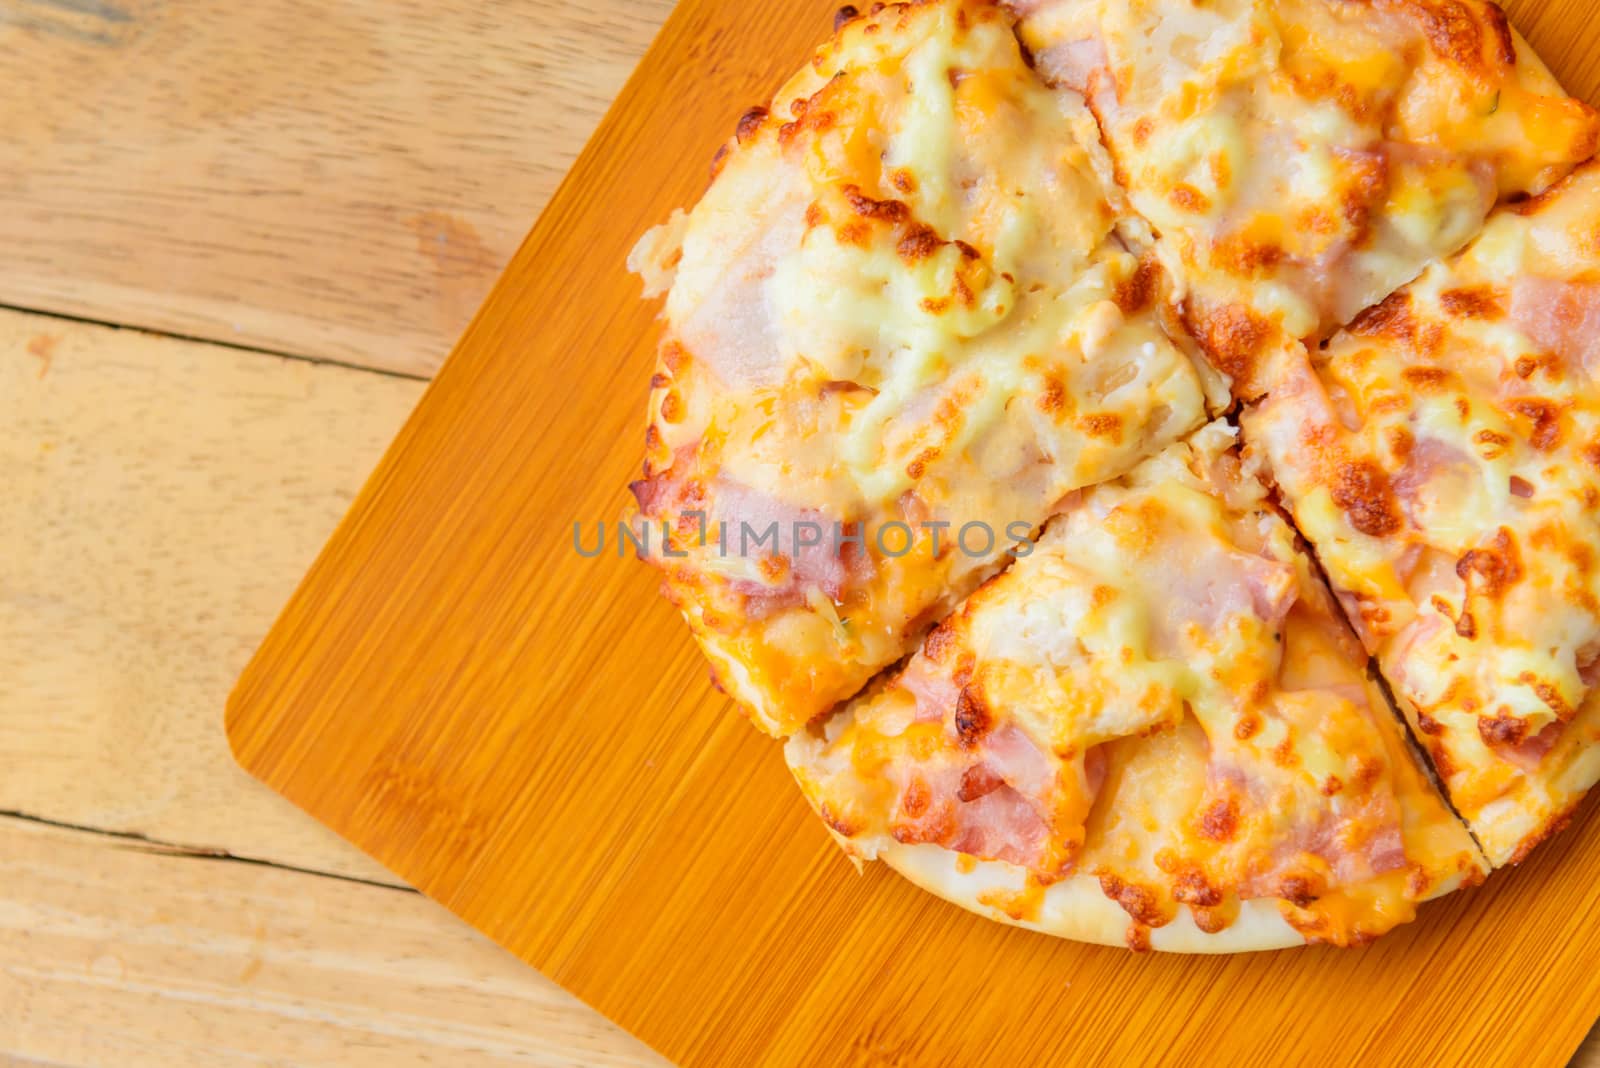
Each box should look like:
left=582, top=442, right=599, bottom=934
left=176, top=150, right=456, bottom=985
left=1244, top=164, right=1600, bottom=865
left=624, top=0, right=1600, bottom=940
left=628, top=0, right=1220, bottom=736
left=787, top=423, right=1485, bottom=946
left=1011, top=0, right=1600, bottom=396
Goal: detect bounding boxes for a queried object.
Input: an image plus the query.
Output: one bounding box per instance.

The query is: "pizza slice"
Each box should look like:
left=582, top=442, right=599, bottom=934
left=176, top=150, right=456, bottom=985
left=787, top=422, right=1486, bottom=950
left=1243, top=162, right=1600, bottom=866
left=628, top=0, right=1221, bottom=737
left=1008, top=0, right=1600, bottom=398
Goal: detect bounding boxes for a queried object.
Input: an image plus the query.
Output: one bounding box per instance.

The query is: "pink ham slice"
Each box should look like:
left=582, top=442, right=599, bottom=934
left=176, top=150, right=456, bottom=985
left=945, top=785, right=1051, bottom=869
left=628, top=443, right=702, bottom=516
left=630, top=459, right=871, bottom=619
left=1030, top=35, right=1110, bottom=98
left=888, top=756, right=1050, bottom=870
left=983, top=722, right=1066, bottom=802
left=1580, top=641, right=1600, bottom=689
left=1495, top=720, right=1566, bottom=773
left=713, top=480, right=863, bottom=601
left=1219, top=773, right=1409, bottom=900
left=1511, top=277, right=1600, bottom=375
left=898, top=657, right=961, bottom=725
left=1145, top=546, right=1299, bottom=659
left=1391, top=437, right=1482, bottom=530
left=670, top=175, right=810, bottom=391
left=885, top=710, right=1102, bottom=879
left=1300, top=804, right=1408, bottom=892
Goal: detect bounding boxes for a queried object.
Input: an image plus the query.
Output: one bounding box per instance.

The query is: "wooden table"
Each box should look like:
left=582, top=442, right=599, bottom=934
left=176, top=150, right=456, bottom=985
left=1, top=2, right=670, bottom=1062
left=0, top=3, right=1594, bottom=1064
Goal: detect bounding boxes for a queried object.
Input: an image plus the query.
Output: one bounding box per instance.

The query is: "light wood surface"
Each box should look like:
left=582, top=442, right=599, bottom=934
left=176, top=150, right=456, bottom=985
left=1, top=0, right=673, bottom=376
left=222, top=1, right=1600, bottom=1066
left=0, top=817, right=663, bottom=1067
left=0, top=310, right=415, bottom=883
left=2, top=0, right=676, bottom=1062
left=0, top=303, right=658, bottom=1064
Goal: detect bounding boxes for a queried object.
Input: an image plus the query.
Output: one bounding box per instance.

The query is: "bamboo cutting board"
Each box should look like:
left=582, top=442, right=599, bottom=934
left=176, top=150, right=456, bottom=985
left=227, top=2, right=1600, bottom=1064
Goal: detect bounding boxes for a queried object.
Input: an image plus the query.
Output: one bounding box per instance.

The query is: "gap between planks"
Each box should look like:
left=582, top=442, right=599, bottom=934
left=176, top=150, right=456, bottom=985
left=0, top=304, right=424, bottom=882
left=0, top=815, right=664, bottom=1068
left=0, top=301, right=432, bottom=383
left=0, top=810, right=408, bottom=892
left=1, top=0, right=678, bottom=376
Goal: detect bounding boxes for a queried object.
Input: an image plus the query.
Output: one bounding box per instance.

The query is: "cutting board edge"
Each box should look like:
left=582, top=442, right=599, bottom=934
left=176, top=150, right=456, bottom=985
left=217, top=1, right=1600, bottom=1065
left=221, top=0, right=697, bottom=757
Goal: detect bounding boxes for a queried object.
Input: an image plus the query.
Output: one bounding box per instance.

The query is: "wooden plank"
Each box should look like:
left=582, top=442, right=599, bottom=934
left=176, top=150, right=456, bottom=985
left=0, top=307, right=422, bottom=881
left=223, top=1, right=1600, bottom=1066
left=0, top=0, right=674, bottom=376
left=1508, top=0, right=1600, bottom=96
left=0, top=815, right=661, bottom=1068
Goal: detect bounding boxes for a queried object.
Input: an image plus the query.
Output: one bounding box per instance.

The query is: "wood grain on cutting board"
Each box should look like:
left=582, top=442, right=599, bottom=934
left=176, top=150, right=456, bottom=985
left=227, top=1, right=1600, bottom=1065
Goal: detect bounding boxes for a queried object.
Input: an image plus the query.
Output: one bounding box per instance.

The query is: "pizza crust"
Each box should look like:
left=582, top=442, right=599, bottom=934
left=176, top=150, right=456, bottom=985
left=879, top=837, right=1483, bottom=953
left=1468, top=694, right=1600, bottom=865
left=881, top=841, right=1307, bottom=953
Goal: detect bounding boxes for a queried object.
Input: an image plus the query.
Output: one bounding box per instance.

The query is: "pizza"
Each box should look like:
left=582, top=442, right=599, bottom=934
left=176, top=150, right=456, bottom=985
left=787, top=422, right=1486, bottom=949
left=1244, top=162, right=1600, bottom=866
left=625, top=0, right=1600, bottom=949
left=626, top=0, right=1220, bottom=738
left=1008, top=0, right=1600, bottom=397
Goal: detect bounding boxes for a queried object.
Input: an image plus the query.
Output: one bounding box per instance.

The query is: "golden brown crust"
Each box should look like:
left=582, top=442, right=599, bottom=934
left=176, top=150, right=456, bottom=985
left=1350, top=292, right=1417, bottom=340
left=1112, top=255, right=1161, bottom=315
left=1400, top=0, right=1510, bottom=71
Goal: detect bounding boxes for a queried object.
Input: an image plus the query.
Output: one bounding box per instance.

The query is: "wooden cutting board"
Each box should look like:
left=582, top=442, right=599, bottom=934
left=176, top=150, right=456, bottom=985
left=227, top=2, right=1600, bottom=1064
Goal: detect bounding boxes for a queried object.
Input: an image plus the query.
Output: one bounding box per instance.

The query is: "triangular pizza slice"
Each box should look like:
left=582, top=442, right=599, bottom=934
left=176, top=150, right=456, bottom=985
left=1246, top=163, right=1600, bottom=865
left=788, top=422, right=1485, bottom=949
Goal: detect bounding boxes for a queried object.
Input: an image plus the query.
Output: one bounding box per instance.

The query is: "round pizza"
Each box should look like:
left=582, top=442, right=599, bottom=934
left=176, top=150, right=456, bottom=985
left=626, top=0, right=1600, bottom=950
